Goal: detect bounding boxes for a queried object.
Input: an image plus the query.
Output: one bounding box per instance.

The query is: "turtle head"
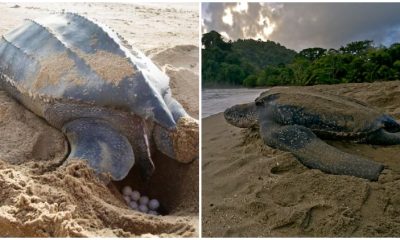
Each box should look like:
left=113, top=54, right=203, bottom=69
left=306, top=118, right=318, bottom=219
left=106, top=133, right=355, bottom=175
left=153, top=115, right=199, bottom=163
left=224, top=102, right=258, bottom=128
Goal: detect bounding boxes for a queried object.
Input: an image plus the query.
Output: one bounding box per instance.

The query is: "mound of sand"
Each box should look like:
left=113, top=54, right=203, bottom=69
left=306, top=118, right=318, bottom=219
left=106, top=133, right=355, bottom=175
left=0, top=2, right=198, bottom=237
left=151, top=45, right=199, bottom=119
left=203, top=80, right=400, bottom=237
left=0, top=160, right=196, bottom=237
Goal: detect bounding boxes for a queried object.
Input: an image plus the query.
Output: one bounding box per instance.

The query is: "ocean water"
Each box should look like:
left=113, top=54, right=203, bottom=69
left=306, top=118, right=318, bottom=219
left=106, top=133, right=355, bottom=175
left=202, top=88, right=268, bottom=118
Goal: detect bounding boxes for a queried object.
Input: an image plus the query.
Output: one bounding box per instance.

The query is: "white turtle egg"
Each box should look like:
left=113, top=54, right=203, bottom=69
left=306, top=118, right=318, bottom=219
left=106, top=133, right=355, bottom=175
left=122, top=186, right=132, bottom=196
left=123, top=196, right=131, bottom=204
left=138, top=204, right=148, bottom=213
left=148, top=210, right=158, bottom=216
left=130, top=190, right=141, bottom=201
left=148, top=199, right=160, bottom=210
left=139, top=196, right=149, bottom=205
left=129, top=201, right=138, bottom=210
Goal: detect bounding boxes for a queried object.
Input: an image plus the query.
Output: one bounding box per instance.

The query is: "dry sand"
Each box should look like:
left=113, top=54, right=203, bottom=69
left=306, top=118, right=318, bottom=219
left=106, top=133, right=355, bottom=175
left=203, top=81, right=400, bottom=237
left=0, top=2, right=198, bottom=237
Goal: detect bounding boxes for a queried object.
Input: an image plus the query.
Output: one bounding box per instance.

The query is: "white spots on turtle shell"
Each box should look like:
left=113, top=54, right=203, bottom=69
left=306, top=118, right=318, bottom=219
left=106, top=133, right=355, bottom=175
left=121, top=186, right=160, bottom=216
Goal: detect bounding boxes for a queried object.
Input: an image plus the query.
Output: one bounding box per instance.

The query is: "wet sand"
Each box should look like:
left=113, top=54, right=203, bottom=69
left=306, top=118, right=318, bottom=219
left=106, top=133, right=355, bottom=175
left=0, top=2, right=198, bottom=237
left=203, top=81, right=400, bottom=237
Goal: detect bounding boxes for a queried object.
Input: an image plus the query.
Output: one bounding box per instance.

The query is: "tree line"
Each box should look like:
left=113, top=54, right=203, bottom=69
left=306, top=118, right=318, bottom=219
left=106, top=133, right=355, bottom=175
left=202, top=31, right=400, bottom=87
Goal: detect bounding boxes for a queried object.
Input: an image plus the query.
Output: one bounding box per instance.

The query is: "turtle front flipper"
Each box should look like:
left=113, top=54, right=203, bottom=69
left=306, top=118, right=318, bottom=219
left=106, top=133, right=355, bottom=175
left=259, top=117, right=384, bottom=181
left=62, top=118, right=135, bottom=181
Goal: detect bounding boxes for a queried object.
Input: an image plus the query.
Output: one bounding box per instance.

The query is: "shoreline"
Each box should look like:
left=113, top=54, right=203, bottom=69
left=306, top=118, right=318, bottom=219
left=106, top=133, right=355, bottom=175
left=202, top=79, right=400, bottom=90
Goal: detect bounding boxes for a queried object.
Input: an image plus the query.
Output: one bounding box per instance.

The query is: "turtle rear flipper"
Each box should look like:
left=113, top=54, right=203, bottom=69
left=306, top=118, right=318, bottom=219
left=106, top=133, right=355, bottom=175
left=152, top=91, right=199, bottom=163
left=62, top=118, right=135, bottom=181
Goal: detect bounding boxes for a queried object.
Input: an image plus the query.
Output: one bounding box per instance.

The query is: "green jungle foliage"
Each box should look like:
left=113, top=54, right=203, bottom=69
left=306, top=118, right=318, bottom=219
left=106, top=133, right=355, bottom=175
left=202, top=31, right=400, bottom=87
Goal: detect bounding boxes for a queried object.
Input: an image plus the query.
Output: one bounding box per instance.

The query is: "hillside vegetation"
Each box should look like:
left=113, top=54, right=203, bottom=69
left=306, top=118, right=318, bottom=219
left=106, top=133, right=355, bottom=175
left=202, top=31, right=400, bottom=87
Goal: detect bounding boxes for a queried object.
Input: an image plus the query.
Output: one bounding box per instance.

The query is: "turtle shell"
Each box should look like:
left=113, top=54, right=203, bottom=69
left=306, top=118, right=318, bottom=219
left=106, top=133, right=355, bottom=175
left=0, top=13, right=175, bottom=129
left=256, top=87, right=385, bottom=139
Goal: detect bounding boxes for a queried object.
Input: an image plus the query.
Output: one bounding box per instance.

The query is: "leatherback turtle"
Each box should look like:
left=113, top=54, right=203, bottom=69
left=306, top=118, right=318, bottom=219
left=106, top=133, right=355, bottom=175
left=224, top=87, right=400, bottom=181
left=0, top=13, right=198, bottom=181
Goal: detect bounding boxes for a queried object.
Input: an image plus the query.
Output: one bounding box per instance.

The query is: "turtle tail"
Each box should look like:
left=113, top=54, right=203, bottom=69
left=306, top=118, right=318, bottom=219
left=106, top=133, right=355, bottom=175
left=224, top=102, right=258, bottom=128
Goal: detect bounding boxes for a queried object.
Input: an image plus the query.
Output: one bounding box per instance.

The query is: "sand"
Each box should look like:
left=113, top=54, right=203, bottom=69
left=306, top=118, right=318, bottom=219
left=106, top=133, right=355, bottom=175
left=203, top=80, right=400, bottom=237
left=0, top=2, right=198, bottom=237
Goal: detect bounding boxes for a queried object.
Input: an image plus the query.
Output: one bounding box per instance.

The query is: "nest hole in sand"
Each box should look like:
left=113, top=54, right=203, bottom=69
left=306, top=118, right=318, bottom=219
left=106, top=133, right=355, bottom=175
left=109, top=149, right=198, bottom=216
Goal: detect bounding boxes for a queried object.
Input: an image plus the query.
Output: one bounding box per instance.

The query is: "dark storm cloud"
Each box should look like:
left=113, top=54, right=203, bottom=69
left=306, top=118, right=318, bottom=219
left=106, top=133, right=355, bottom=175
left=202, top=2, right=400, bottom=51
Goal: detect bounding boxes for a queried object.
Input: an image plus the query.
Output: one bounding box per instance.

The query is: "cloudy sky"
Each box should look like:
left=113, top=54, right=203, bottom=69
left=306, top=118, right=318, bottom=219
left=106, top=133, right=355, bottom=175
left=202, top=2, right=400, bottom=51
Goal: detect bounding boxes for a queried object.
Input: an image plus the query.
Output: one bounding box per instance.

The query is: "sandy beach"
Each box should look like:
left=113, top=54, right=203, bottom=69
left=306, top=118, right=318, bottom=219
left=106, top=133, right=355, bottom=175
left=0, top=2, right=198, bottom=237
left=203, top=81, right=400, bottom=237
